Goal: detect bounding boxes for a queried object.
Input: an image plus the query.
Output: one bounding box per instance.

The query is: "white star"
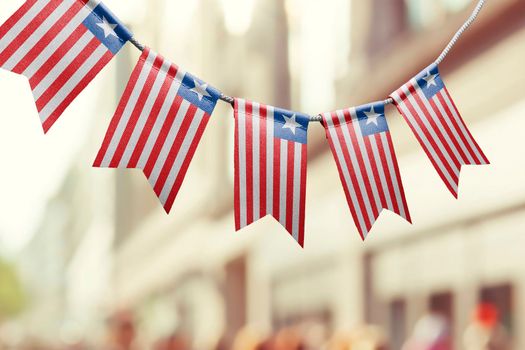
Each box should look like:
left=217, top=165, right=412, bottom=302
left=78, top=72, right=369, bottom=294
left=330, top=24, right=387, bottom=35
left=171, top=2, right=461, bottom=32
left=423, top=72, right=438, bottom=88
left=96, top=16, right=118, bottom=38
left=190, top=79, right=211, bottom=101
left=282, top=114, right=301, bottom=135
left=364, top=106, right=382, bottom=126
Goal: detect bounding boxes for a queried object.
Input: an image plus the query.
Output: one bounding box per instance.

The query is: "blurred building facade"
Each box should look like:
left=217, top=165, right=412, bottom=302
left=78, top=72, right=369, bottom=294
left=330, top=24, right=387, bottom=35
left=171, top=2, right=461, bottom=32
left=3, top=0, right=525, bottom=348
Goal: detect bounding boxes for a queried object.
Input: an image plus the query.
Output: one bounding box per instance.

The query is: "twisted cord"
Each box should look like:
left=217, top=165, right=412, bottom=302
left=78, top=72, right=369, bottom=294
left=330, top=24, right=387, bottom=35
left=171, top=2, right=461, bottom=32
left=127, top=0, right=486, bottom=122
left=435, top=0, right=485, bottom=65
left=129, top=37, right=145, bottom=51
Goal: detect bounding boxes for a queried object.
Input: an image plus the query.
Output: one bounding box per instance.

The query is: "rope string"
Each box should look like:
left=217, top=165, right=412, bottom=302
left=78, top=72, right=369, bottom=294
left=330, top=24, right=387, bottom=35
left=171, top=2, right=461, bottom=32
left=128, top=0, right=486, bottom=121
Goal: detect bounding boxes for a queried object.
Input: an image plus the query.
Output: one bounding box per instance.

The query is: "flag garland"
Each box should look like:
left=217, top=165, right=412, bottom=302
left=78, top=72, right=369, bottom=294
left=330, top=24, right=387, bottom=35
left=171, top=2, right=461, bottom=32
left=93, top=47, right=221, bottom=213
left=0, top=0, right=132, bottom=133
left=0, top=0, right=491, bottom=246
left=321, top=102, right=411, bottom=241
left=390, top=63, right=489, bottom=197
left=234, top=99, right=309, bottom=246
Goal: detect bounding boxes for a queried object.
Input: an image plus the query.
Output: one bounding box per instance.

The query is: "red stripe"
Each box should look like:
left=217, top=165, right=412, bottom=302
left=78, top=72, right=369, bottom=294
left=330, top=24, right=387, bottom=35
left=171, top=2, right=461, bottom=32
left=163, top=114, right=211, bottom=213
left=323, top=118, right=364, bottom=239
left=42, top=49, right=112, bottom=133
left=153, top=104, right=199, bottom=195
left=109, top=54, right=164, bottom=167
left=409, top=84, right=462, bottom=170
left=143, top=96, right=183, bottom=178
left=386, top=133, right=411, bottom=223
left=259, top=104, right=268, bottom=218
left=127, top=64, right=179, bottom=168
left=94, top=49, right=149, bottom=167
left=362, top=132, right=388, bottom=210
left=245, top=102, right=254, bottom=226
left=272, top=138, right=281, bottom=220
left=376, top=133, right=400, bottom=215
left=344, top=110, right=380, bottom=227
left=285, top=141, right=295, bottom=235
left=28, top=24, right=87, bottom=88
left=234, top=99, right=241, bottom=230
left=439, top=89, right=489, bottom=164
left=298, top=144, right=307, bottom=247
left=435, top=91, right=476, bottom=163
left=12, top=0, right=84, bottom=74
left=427, top=95, right=470, bottom=165
left=0, top=0, right=39, bottom=41
left=397, top=86, right=459, bottom=196
left=331, top=112, right=372, bottom=234
left=35, top=36, right=100, bottom=111
left=0, top=0, right=59, bottom=66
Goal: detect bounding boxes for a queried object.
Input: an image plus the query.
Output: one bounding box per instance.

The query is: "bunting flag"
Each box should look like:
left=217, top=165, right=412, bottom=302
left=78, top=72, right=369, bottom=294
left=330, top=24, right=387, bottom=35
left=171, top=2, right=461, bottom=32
left=321, top=102, right=411, bottom=240
left=0, top=0, right=132, bottom=132
left=234, top=99, right=309, bottom=246
left=391, top=63, right=489, bottom=197
left=94, top=47, right=221, bottom=213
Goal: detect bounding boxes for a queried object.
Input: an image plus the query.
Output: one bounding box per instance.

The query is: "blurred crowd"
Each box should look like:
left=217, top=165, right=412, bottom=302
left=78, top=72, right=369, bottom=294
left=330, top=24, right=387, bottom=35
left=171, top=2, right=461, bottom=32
left=0, top=303, right=511, bottom=350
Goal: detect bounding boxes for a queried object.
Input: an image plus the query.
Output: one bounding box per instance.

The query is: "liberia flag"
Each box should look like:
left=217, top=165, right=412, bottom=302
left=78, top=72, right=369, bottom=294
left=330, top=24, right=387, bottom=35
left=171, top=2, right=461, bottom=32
left=391, top=63, right=489, bottom=197
left=234, top=99, right=309, bottom=247
left=322, top=102, right=411, bottom=240
left=94, top=48, right=221, bottom=213
left=0, top=0, right=132, bottom=132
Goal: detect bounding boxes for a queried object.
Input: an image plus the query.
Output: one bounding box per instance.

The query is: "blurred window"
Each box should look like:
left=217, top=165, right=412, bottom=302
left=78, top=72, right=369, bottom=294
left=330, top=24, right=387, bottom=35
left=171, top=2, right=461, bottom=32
left=389, top=299, right=407, bottom=350
left=429, top=292, right=454, bottom=323
left=429, top=292, right=454, bottom=342
left=368, top=0, right=408, bottom=54
left=480, top=284, right=514, bottom=334
left=404, top=0, right=472, bottom=29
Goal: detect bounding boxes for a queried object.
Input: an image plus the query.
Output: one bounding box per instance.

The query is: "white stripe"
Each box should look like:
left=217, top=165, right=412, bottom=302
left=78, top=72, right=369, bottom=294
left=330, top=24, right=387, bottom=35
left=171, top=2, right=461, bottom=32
left=432, top=93, right=476, bottom=164
left=350, top=109, right=384, bottom=215
left=31, top=30, right=93, bottom=100
left=335, top=110, right=377, bottom=227
left=136, top=69, right=185, bottom=169
left=38, top=42, right=107, bottom=123
left=23, top=0, right=100, bottom=79
left=159, top=109, right=206, bottom=205
left=404, top=83, right=460, bottom=177
left=279, top=139, right=287, bottom=227
left=147, top=100, right=191, bottom=186
left=0, top=0, right=51, bottom=52
left=380, top=132, right=407, bottom=219
left=100, top=50, right=157, bottom=167
left=291, top=142, right=302, bottom=241
left=118, top=59, right=172, bottom=167
left=414, top=86, right=468, bottom=165
left=252, top=102, right=260, bottom=221
left=3, top=0, right=77, bottom=71
left=440, top=90, right=487, bottom=164
left=397, top=86, right=458, bottom=192
left=237, top=100, right=247, bottom=228
left=366, top=132, right=394, bottom=211
left=324, top=114, right=369, bottom=237
left=266, top=107, right=274, bottom=216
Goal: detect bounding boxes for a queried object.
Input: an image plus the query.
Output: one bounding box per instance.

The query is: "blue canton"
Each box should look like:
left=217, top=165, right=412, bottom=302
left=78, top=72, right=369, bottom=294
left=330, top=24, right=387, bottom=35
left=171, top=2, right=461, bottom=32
left=415, top=63, right=445, bottom=100
left=356, top=102, right=389, bottom=137
left=273, top=107, right=309, bottom=145
left=178, top=72, right=221, bottom=115
left=83, top=2, right=133, bottom=55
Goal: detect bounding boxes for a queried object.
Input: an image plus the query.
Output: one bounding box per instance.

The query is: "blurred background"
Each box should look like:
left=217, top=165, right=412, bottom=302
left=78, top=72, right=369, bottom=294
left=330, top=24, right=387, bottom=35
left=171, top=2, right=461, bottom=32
left=0, top=0, right=524, bottom=349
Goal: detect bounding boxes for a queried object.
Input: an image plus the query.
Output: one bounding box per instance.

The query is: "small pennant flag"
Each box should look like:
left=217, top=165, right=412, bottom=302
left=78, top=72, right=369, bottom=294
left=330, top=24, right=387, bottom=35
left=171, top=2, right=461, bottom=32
left=391, top=63, right=489, bottom=197
left=0, top=0, right=132, bottom=132
left=94, top=47, right=221, bottom=213
left=234, top=99, right=309, bottom=247
left=321, top=102, right=411, bottom=240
